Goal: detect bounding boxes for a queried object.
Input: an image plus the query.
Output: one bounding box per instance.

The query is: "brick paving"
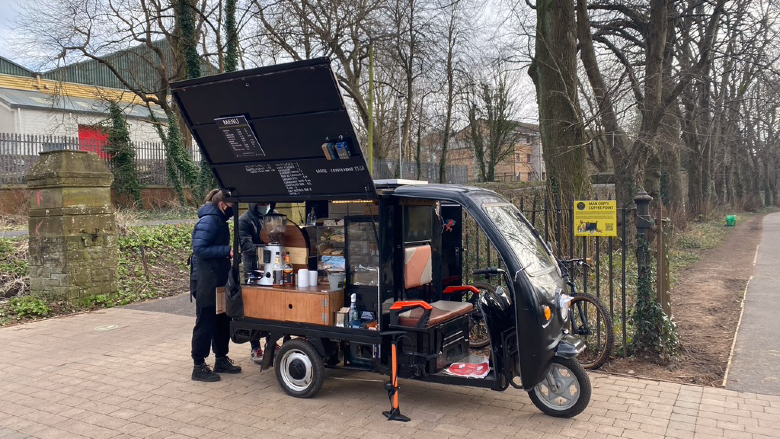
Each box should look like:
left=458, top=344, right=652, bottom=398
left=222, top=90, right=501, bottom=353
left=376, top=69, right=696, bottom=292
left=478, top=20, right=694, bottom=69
left=1, top=309, right=779, bottom=439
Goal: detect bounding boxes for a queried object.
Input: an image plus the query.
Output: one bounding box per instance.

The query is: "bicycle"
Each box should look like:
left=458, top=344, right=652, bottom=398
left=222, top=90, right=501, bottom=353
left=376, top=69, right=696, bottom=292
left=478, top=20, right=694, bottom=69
left=559, top=258, right=614, bottom=370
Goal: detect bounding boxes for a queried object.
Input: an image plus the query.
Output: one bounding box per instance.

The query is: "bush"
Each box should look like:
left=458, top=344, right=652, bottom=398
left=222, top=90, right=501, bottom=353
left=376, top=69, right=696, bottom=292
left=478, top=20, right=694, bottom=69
left=8, top=296, right=50, bottom=318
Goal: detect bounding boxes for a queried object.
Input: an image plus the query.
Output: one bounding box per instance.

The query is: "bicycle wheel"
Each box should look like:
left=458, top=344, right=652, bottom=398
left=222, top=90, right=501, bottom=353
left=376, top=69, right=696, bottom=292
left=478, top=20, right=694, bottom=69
left=569, top=293, right=614, bottom=370
left=466, top=283, right=495, bottom=349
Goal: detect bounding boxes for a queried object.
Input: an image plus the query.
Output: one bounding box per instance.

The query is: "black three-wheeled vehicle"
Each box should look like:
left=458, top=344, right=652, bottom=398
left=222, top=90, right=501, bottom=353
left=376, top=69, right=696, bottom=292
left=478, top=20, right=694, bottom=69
left=171, top=58, right=591, bottom=419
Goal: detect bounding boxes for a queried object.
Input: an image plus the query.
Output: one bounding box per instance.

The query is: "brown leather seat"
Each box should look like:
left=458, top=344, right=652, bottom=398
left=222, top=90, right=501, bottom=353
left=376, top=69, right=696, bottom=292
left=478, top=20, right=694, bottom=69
left=398, top=300, right=473, bottom=328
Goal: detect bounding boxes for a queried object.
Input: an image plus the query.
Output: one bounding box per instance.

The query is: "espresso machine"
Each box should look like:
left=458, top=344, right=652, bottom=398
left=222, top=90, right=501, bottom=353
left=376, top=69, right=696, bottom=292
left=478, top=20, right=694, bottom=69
left=257, top=213, right=287, bottom=286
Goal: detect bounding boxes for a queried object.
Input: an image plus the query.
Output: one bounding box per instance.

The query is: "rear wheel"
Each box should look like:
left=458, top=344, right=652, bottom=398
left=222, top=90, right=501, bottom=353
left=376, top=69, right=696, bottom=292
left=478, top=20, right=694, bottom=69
left=528, top=357, right=591, bottom=418
left=466, top=283, right=495, bottom=349
left=569, top=294, right=614, bottom=370
left=274, top=339, right=325, bottom=398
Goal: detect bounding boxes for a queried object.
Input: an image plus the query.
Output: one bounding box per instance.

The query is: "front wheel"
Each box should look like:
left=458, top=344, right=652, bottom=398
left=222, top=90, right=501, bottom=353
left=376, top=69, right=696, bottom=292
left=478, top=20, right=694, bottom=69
left=274, top=339, right=325, bottom=398
left=528, top=357, right=591, bottom=418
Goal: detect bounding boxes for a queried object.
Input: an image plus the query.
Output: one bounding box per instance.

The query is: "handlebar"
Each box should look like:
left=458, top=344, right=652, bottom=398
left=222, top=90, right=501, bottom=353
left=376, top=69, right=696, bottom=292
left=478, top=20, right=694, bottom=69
left=473, top=267, right=504, bottom=276
left=559, top=258, right=592, bottom=269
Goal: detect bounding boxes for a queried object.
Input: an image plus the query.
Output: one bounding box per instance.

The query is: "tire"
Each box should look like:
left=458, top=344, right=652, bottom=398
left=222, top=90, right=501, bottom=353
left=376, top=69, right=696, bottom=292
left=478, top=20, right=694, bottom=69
left=273, top=339, right=325, bottom=398
left=528, top=357, right=591, bottom=418
left=467, top=283, right=495, bottom=349
left=569, top=293, right=614, bottom=370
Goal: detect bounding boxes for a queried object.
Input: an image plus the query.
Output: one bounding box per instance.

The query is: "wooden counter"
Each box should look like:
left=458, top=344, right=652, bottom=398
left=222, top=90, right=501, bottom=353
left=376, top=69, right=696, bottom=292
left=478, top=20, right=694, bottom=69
left=240, top=284, right=345, bottom=326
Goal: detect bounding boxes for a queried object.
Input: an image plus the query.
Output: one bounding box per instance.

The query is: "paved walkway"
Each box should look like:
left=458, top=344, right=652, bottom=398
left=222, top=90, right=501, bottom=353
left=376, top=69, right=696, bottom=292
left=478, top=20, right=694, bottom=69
left=0, top=219, right=196, bottom=238
left=2, top=309, right=780, bottom=438
left=727, top=212, right=780, bottom=395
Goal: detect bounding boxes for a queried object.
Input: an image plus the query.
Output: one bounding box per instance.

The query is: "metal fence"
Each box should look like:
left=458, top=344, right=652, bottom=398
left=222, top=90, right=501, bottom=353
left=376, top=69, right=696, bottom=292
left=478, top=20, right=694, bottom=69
left=0, top=133, right=471, bottom=187
left=462, top=190, right=668, bottom=361
left=0, top=133, right=200, bottom=186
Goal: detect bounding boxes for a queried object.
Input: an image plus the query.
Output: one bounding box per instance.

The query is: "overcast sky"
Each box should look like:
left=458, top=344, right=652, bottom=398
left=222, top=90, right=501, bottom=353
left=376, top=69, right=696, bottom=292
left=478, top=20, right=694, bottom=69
left=0, top=0, right=23, bottom=64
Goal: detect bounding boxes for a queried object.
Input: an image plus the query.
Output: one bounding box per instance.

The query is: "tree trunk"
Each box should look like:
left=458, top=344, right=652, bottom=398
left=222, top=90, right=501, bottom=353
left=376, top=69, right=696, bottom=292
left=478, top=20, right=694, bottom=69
left=439, top=28, right=456, bottom=184
left=531, top=0, right=588, bottom=200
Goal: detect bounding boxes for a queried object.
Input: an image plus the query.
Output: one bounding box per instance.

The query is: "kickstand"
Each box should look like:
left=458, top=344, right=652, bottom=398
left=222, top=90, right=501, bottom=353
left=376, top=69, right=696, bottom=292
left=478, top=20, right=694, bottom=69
left=382, top=340, right=410, bottom=422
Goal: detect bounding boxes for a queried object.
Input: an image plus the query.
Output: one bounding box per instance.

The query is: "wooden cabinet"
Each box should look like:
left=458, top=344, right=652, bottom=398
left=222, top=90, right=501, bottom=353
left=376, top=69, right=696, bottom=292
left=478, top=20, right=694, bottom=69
left=240, top=285, right=345, bottom=326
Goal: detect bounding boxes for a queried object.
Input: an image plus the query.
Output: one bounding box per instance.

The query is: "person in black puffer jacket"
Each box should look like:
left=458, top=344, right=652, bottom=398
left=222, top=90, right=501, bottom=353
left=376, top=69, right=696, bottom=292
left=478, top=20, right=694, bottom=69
left=190, top=189, right=242, bottom=382
left=238, top=202, right=276, bottom=363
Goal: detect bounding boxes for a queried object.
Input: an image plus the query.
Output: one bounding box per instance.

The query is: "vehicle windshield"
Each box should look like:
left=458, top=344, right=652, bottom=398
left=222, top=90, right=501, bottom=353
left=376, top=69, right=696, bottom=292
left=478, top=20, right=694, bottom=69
left=483, top=203, right=559, bottom=277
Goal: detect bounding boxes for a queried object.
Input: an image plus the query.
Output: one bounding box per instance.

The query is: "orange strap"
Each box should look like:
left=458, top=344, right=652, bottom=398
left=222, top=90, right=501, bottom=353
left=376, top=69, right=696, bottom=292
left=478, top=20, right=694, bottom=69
left=390, top=300, right=433, bottom=311
left=442, top=285, right=481, bottom=295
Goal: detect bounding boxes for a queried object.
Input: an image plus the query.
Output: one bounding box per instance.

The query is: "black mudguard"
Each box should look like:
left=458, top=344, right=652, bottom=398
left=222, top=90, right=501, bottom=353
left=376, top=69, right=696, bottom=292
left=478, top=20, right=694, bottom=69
left=555, top=335, right=586, bottom=359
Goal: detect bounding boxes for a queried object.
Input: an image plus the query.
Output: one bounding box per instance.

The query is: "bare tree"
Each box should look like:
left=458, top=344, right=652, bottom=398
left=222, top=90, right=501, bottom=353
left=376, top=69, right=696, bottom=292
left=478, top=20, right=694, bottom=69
left=433, top=0, right=472, bottom=183
left=465, top=70, right=522, bottom=182
left=251, top=0, right=380, bottom=140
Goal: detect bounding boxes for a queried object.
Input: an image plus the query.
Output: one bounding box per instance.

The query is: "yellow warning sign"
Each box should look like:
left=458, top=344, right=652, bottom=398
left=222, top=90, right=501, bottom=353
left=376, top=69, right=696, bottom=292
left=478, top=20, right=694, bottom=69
left=574, top=200, right=617, bottom=237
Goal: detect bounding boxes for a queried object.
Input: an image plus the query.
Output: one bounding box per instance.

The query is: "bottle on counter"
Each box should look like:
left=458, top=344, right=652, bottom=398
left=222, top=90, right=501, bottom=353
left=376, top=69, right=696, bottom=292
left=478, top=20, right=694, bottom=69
left=283, top=252, right=293, bottom=285
left=348, top=293, right=359, bottom=324
left=273, top=253, right=283, bottom=287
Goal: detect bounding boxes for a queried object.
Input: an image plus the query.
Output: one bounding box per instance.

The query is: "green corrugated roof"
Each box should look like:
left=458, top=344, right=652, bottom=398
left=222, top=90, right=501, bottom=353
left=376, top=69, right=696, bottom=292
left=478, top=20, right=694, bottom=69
left=0, top=56, right=36, bottom=78
left=43, top=39, right=218, bottom=92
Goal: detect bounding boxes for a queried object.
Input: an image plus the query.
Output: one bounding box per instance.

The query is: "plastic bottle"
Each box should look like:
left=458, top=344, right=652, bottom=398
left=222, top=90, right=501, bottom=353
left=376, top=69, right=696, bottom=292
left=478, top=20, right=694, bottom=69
left=283, top=252, right=293, bottom=285
left=273, top=253, right=283, bottom=287
left=306, top=209, right=317, bottom=226
left=349, top=293, right=359, bottom=323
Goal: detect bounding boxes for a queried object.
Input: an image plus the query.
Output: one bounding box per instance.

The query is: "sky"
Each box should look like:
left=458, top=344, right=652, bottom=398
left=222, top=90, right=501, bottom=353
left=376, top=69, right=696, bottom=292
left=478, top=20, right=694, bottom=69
left=0, top=0, right=539, bottom=123
left=0, top=0, right=23, bottom=64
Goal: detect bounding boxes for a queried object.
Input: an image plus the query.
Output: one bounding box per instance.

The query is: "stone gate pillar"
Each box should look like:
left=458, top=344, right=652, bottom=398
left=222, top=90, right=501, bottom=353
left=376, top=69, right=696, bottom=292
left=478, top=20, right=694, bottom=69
left=27, top=150, right=119, bottom=299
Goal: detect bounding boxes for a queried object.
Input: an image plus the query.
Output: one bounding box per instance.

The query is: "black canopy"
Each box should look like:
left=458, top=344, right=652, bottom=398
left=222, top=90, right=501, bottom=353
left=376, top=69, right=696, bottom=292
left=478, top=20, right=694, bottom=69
left=171, top=58, right=377, bottom=202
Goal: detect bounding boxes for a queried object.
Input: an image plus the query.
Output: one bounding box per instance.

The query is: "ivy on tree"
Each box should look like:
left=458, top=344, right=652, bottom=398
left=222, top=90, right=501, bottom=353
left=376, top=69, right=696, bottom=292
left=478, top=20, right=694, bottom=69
left=105, top=102, right=142, bottom=207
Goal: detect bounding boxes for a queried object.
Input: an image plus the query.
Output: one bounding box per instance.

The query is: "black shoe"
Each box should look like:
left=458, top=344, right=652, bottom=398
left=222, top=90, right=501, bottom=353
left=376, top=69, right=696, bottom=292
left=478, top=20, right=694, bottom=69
left=192, top=363, right=220, bottom=382
left=214, top=356, right=242, bottom=374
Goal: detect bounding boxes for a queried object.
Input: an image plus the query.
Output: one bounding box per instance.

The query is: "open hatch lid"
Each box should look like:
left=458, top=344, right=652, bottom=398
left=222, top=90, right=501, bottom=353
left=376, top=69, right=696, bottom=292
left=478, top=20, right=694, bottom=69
left=171, top=58, right=377, bottom=202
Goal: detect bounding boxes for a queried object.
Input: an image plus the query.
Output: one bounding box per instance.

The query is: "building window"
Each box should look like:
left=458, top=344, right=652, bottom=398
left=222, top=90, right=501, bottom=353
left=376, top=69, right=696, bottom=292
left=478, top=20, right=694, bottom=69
left=526, top=153, right=532, bottom=163
left=515, top=153, right=521, bottom=162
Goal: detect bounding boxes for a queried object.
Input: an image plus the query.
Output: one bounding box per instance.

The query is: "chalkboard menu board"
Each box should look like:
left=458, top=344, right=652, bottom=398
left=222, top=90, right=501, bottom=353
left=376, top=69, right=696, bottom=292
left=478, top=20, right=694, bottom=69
left=215, top=116, right=265, bottom=158
left=171, top=58, right=376, bottom=202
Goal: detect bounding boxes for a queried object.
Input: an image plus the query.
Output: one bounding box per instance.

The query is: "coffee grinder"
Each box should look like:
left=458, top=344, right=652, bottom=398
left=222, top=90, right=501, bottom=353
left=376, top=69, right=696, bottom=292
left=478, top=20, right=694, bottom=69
left=257, top=212, right=288, bottom=286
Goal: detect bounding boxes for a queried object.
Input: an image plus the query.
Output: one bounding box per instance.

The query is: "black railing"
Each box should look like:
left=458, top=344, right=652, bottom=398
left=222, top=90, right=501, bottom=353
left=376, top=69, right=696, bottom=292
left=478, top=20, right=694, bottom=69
left=463, top=191, right=658, bottom=360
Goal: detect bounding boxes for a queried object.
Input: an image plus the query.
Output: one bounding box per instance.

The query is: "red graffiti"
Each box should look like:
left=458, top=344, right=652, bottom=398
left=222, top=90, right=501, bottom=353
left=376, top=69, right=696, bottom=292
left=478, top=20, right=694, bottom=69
left=36, top=191, right=41, bottom=206
left=35, top=220, right=42, bottom=236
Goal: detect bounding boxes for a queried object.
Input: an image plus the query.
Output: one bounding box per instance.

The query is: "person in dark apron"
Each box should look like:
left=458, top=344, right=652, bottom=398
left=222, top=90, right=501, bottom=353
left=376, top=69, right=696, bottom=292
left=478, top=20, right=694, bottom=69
left=190, top=189, right=242, bottom=382
left=238, top=202, right=276, bottom=363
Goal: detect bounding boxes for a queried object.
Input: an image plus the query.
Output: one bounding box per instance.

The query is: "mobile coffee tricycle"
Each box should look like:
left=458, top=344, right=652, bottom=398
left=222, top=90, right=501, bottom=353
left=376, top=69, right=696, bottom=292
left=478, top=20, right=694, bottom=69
left=171, top=58, right=591, bottom=419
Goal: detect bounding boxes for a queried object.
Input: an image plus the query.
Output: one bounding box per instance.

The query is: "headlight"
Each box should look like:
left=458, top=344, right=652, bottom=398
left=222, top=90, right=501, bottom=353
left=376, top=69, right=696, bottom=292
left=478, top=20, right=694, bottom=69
left=559, top=293, right=572, bottom=321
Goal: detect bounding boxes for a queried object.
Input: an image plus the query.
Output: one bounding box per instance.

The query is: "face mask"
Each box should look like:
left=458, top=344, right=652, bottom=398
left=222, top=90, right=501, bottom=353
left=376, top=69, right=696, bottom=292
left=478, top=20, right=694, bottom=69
left=222, top=205, right=234, bottom=219
left=257, top=204, right=270, bottom=215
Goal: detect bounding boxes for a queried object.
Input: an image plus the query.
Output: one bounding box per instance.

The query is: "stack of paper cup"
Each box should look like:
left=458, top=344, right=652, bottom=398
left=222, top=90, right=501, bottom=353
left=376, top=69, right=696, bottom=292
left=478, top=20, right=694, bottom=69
left=308, top=270, right=318, bottom=286
left=297, top=269, right=309, bottom=287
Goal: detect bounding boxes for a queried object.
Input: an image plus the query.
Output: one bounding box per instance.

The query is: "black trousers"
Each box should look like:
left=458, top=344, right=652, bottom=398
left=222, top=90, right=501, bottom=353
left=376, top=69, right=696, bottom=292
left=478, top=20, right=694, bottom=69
left=191, top=305, right=231, bottom=365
